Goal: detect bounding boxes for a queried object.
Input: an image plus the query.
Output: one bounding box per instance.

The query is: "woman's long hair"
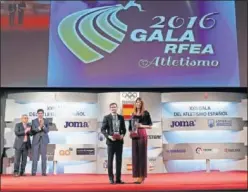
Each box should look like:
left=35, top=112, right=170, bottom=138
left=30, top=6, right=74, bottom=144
left=133, top=97, right=145, bottom=116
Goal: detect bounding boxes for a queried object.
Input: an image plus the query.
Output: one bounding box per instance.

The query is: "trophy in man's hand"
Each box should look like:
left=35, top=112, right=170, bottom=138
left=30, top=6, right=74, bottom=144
left=113, top=120, right=121, bottom=140
left=130, top=119, right=139, bottom=138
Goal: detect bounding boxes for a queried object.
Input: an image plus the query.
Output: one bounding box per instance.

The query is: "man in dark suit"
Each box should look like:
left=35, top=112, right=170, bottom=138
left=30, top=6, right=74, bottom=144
left=101, top=103, right=126, bottom=184
left=13, top=114, right=31, bottom=177
left=31, top=109, right=49, bottom=176
left=8, top=1, right=17, bottom=27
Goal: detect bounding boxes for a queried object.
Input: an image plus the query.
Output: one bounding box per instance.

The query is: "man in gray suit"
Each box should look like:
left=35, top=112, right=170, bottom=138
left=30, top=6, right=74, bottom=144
left=31, top=109, right=49, bottom=176
left=13, top=114, right=31, bottom=177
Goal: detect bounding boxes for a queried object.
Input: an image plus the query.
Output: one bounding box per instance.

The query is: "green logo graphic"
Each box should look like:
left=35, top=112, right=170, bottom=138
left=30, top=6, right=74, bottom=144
left=58, top=5, right=128, bottom=64
left=58, top=1, right=145, bottom=64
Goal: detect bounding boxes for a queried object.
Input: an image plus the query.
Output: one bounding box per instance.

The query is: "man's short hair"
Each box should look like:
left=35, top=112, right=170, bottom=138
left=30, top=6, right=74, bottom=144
left=21, top=114, right=28, bottom=117
left=37, top=109, right=44, bottom=113
left=109, top=103, right=117, bottom=107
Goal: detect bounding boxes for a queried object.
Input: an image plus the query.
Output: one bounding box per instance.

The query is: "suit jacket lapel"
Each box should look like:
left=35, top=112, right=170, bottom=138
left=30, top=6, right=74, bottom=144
left=118, top=115, right=122, bottom=132
left=20, top=122, right=24, bottom=131
left=108, top=114, right=113, bottom=130
left=36, top=118, right=39, bottom=126
left=117, top=114, right=121, bottom=121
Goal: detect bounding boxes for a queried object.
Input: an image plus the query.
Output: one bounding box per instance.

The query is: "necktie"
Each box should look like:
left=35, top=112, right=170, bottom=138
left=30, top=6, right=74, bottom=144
left=23, top=124, right=27, bottom=142
left=113, top=115, right=118, bottom=132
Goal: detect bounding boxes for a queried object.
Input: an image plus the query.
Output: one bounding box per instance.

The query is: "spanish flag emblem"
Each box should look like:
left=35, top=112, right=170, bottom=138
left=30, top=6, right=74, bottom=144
left=122, top=104, right=133, bottom=120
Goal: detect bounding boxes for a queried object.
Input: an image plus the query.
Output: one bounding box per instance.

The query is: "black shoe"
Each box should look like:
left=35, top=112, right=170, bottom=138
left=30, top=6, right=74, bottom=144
left=13, top=173, right=19, bottom=177
left=116, top=180, right=125, bottom=184
left=31, top=173, right=36, bottom=176
left=42, top=173, right=47, bottom=176
left=109, top=179, right=115, bottom=184
left=20, top=172, right=26, bottom=176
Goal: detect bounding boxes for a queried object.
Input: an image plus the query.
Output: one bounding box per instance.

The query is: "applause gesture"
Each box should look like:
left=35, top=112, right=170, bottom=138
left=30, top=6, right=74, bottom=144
left=39, top=119, right=44, bottom=128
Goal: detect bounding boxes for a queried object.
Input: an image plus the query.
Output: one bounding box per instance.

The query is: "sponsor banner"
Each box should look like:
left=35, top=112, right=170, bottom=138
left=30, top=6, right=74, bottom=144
left=147, top=127, right=163, bottom=148
left=163, top=102, right=239, bottom=118
left=163, top=157, right=248, bottom=172
left=163, top=143, right=246, bottom=160
left=5, top=100, right=98, bottom=121
left=97, top=157, right=163, bottom=174
left=120, top=92, right=139, bottom=120
left=54, top=144, right=97, bottom=161
left=53, top=118, right=97, bottom=132
left=163, top=118, right=244, bottom=131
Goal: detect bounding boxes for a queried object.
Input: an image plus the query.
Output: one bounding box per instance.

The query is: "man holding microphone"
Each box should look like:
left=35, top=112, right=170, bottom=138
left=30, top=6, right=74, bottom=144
left=31, top=109, right=50, bottom=176
left=13, top=114, right=31, bottom=177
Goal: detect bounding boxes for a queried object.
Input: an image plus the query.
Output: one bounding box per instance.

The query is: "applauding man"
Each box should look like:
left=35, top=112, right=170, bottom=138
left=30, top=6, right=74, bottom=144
left=101, top=103, right=126, bottom=184
left=13, top=114, right=31, bottom=177
left=31, top=109, right=49, bottom=176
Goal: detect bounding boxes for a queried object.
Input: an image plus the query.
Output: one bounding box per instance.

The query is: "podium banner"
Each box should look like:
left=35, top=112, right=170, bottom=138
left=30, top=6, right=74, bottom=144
left=147, top=125, right=163, bottom=148
left=162, top=102, right=239, bottom=118
left=5, top=100, right=98, bottom=121
left=53, top=118, right=98, bottom=132
left=54, top=144, right=97, bottom=161
left=163, top=118, right=244, bottom=131
left=163, top=143, right=246, bottom=160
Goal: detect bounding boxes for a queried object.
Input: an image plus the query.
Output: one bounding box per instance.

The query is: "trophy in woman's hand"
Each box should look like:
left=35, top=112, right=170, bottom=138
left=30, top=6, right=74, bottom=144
left=130, top=119, right=139, bottom=138
left=113, top=120, right=121, bottom=140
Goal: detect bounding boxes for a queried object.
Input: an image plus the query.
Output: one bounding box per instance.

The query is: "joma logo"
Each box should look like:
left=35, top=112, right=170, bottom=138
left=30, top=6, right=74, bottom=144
left=170, top=120, right=196, bottom=128
left=64, top=121, right=89, bottom=128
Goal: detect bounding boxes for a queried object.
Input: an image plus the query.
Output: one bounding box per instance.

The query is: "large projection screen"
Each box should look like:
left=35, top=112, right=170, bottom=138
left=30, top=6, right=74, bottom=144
left=1, top=1, right=247, bottom=87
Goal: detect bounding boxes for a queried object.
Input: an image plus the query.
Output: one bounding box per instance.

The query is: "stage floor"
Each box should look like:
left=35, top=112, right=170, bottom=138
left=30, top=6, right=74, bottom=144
left=1, top=171, right=247, bottom=192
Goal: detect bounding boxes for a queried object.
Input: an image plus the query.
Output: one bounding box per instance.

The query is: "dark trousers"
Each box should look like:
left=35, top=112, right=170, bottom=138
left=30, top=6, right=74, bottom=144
left=107, top=143, right=123, bottom=181
left=14, top=143, right=28, bottom=174
left=18, top=11, right=24, bottom=24
left=9, top=12, right=15, bottom=26
left=32, top=138, right=47, bottom=174
left=132, top=137, right=147, bottom=178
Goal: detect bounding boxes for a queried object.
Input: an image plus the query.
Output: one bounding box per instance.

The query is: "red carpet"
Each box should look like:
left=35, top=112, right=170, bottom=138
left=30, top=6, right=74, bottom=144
left=1, top=171, right=247, bottom=192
